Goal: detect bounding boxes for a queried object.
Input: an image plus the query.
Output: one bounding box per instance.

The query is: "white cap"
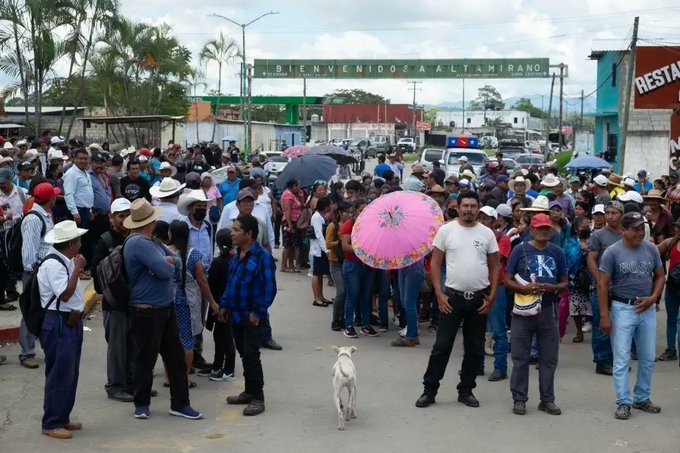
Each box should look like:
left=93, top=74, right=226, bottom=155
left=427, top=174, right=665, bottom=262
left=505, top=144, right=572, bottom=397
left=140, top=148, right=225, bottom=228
left=623, top=177, right=635, bottom=188
left=479, top=206, right=498, bottom=220
left=138, top=155, right=149, bottom=162
left=50, top=136, right=64, bottom=145
left=496, top=204, right=513, bottom=218
left=110, top=198, right=132, bottom=214
left=592, top=204, right=605, bottom=214
left=593, top=175, right=608, bottom=187
left=618, top=190, right=644, bottom=204
left=459, top=156, right=468, bottom=162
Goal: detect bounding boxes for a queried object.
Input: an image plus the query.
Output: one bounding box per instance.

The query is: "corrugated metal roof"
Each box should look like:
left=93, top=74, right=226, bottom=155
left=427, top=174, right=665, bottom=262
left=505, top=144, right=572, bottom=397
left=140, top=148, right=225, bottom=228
left=4, top=106, right=85, bottom=114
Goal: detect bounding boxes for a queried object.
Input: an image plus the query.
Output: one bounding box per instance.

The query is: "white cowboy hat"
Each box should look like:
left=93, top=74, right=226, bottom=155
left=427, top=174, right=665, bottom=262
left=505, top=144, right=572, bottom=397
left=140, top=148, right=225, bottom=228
left=88, top=143, right=104, bottom=153
left=123, top=198, right=161, bottom=229
left=177, top=189, right=213, bottom=216
left=15, top=139, right=27, bottom=147
left=0, top=156, right=14, bottom=165
left=618, top=190, right=644, bottom=204
left=44, top=220, right=88, bottom=244
left=508, top=176, right=529, bottom=193
left=3, top=141, right=15, bottom=149
left=521, top=195, right=550, bottom=212
left=149, top=177, right=185, bottom=199
left=120, top=146, right=136, bottom=158
left=157, top=161, right=177, bottom=177
left=49, top=149, right=69, bottom=161
left=541, top=174, right=561, bottom=188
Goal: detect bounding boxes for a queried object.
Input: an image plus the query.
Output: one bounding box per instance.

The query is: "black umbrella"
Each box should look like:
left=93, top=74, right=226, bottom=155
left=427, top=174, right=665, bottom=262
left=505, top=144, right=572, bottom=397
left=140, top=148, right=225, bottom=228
left=273, top=154, right=338, bottom=190
left=306, top=144, right=358, bottom=165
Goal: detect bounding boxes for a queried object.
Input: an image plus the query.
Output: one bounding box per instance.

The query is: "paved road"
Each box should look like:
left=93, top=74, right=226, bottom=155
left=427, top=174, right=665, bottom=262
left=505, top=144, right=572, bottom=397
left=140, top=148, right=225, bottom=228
left=1, top=257, right=678, bottom=453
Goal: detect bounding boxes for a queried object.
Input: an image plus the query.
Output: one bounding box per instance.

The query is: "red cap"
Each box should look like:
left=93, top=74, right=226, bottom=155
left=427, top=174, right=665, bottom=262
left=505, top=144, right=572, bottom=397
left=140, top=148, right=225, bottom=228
left=139, top=148, right=152, bottom=157
left=33, top=183, right=61, bottom=203
left=530, top=213, right=552, bottom=228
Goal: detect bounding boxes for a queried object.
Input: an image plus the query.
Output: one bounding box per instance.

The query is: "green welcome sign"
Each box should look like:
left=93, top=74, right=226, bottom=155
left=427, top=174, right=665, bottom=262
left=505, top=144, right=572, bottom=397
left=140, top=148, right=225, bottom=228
left=253, top=59, right=550, bottom=79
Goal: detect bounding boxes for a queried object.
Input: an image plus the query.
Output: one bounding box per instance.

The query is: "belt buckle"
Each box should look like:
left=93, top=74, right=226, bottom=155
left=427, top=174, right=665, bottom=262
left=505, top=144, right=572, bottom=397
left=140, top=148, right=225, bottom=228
left=463, top=291, right=475, bottom=300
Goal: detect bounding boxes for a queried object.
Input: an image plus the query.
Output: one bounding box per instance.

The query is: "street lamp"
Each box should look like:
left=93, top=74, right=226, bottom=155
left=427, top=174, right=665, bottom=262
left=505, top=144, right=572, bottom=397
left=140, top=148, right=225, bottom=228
left=210, top=11, right=279, bottom=160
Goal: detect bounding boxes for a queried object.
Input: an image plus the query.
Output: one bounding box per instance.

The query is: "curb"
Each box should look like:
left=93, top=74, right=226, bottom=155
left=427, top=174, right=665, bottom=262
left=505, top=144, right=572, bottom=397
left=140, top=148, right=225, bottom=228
left=0, top=282, right=98, bottom=343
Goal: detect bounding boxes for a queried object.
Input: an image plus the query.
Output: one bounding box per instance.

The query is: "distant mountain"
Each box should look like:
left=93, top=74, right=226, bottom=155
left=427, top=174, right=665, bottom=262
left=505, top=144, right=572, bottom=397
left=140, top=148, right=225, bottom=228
left=426, top=94, right=596, bottom=114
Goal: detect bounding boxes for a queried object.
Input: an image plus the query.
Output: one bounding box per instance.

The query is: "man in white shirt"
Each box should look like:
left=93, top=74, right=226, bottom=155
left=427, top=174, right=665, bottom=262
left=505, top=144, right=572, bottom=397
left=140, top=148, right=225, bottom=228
left=416, top=191, right=500, bottom=409
left=150, top=177, right=186, bottom=223
left=37, top=220, right=87, bottom=439
left=218, top=184, right=275, bottom=248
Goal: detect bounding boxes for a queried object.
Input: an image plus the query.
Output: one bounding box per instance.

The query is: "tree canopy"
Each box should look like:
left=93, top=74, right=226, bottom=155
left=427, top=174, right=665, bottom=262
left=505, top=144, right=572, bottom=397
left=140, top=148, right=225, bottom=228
left=325, top=88, right=390, bottom=104
left=468, top=85, right=504, bottom=111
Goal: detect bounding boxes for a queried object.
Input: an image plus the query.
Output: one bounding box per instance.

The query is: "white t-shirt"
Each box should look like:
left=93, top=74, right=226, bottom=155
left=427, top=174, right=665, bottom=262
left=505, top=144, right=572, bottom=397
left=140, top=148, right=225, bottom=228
left=38, top=248, right=84, bottom=312
left=432, top=220, right=499, bottom=292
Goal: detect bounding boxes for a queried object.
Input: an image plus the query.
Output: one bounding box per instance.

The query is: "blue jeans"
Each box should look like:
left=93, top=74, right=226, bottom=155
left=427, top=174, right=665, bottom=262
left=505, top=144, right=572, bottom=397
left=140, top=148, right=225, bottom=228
left=377, top=271, right=391, bottom=327
left=489, top=285, right=509, bottom=373
left=343, top=260, right=375, bottom=328
left=590, top=285, right=613, bottom=365
left=610, top=301, right=656, bottom=405
left=397, top=261, right=425, bottom=340
left=664, top=286, right=680, bottom=352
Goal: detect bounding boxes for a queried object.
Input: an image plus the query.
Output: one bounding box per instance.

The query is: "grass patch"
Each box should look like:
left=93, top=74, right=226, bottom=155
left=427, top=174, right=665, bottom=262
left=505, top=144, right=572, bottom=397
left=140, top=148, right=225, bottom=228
left=402, top=153, right=419, bottom=162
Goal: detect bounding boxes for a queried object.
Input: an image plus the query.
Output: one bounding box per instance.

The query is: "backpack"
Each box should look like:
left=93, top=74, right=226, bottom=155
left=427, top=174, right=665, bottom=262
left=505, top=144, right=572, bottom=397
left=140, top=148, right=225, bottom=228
left=96, top=234, right=134, bottom=312
left=19, top=253, right=68, bottom=336
left=3, top=210, right=46, bottom=273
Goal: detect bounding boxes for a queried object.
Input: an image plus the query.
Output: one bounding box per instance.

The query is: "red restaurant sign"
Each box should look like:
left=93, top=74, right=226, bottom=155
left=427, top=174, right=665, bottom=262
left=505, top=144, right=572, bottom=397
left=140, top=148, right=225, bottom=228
left=634, top=46, right=680, bottom=109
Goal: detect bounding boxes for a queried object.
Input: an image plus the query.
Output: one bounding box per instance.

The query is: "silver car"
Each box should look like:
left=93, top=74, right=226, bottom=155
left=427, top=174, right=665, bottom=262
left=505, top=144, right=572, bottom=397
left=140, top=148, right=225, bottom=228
left=441, top=149, right=490, bottom=177
left=418, top=148, right=444, bottom=172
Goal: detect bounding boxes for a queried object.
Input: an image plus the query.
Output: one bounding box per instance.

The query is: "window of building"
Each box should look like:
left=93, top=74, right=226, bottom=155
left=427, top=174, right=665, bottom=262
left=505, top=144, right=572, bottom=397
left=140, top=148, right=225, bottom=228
left=466, top=117, right=471, bottom=124
left=612, top=63, right=617, bottom=87
left=513, top=117, right=518, bottom=124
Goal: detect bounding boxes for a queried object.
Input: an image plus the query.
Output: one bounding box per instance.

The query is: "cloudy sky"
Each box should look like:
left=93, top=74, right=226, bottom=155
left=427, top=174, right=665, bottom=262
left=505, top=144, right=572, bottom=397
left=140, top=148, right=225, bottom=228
left=35, top=1, right=680, bottom=108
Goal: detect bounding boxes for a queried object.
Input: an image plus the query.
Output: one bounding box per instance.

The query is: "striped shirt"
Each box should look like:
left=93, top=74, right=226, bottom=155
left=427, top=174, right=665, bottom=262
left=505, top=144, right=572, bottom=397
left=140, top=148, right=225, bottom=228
left=21, top=204, right=54, bottom=271
left=219, top=242, right=277, bottom=324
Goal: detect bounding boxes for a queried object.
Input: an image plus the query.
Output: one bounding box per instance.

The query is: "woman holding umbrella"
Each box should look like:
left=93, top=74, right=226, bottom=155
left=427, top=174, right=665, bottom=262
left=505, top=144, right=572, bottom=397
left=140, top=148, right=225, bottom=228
left=281, top=179, right=303, bottom=272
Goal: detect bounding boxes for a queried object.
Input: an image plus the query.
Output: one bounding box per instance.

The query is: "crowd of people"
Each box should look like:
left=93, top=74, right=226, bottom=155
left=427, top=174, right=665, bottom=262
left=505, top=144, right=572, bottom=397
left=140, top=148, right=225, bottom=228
left=0, top=132, right=679, bottom=438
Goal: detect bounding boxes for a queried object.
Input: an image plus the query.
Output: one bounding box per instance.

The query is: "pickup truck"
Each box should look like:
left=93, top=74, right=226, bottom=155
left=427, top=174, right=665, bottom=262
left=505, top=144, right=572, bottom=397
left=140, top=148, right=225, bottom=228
left=348, top=138, right=377, bottom=159
left=397, top=137, right=416, bottom=153
left=371, top=135, right=392, bottom=156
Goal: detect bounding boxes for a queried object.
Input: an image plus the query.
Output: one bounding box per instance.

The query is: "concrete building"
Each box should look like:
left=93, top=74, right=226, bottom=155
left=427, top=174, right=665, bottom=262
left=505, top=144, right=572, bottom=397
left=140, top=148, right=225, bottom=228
left=184, top=118, right=303, bottom=152
left=434, top=109, right=543, bottom=131
left=589, top=45, right=672, bottom=177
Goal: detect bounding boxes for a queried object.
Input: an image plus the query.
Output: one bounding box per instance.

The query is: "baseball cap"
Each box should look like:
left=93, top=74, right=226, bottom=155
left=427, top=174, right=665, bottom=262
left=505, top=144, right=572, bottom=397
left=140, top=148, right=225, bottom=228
left=237, top=188, right=255, bottom=201
left=549, top=201, right=563, bottom=210
left=18, top=161, right=33, bottom=171
left=637, top=169, right=647, bottom=178
left=110, top=198, right=132, bottom=214
left=605, top=200, right=625, bottom=213
left=569, top=175, right=581, bottom=184
left=459, top=156, right=468, bottom=162
left=459, top=179, right=470, bottom=187
left=496, top=204, right=513, bottom=218
left=479, top=206, right=497, bottom=220
left=618, top=190, right=644, bottom=204
left=216, top=228, right=233, bottom=252
left=138, top=155, right=149, bottom=162
left=91, top=153, right=106, bottom=163
left=530, top=213, right=552, bottom=228
left=593, top=175, right=608, bottom=187
left=33, top=183, right=61, bottom=203
left=0, top=167, right=13, bottom=183
left=621, top=211, right=645, bottom=229
left=496, top=175, right=509, bottom=184
left=50, top=136, right=64, bottom=145
left=139, top=148, right=152, bottom=157
left=592, top=204, right=605, bottom=215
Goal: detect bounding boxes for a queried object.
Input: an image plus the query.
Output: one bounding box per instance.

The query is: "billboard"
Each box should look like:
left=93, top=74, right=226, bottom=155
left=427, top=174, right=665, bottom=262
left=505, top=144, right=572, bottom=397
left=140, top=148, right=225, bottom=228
left=634, top=46, right=680, bottom=109
left=253, top=59, right=550, bottom=79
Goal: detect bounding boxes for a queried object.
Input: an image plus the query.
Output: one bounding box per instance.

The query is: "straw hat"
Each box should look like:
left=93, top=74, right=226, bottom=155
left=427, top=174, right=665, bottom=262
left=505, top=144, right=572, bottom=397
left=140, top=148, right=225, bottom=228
left=120, top=146, right=136, bottom=158
left=607, top=173, right=623, bottom=187
left=521, top=195, right=550, bottom=212
left=643, top=189, right=665, bottom=201
left=123, top=198, right=161, bottom=229
left=461, top=169, right=476, bottom=181
left=149, top=177, right=185, bottom=199
left=509, top=176, right=529, bottom=193
left=177, top=189, right=213, bottom=216
left=426, top=184, right=447, bottom=194
left=44, top=220, right=88, bottom=244
left=541, top=174, right=561, bottom=188
left=88, top=143, right=104, bottom=153
left=158, top=161, right=177, bottom=177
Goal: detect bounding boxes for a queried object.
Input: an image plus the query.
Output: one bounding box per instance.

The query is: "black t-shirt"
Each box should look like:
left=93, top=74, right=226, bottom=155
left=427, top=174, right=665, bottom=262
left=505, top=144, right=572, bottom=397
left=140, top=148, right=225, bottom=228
left=229, top=147, right=240, bottom=163
left=120, top=175, right=150, bottom=202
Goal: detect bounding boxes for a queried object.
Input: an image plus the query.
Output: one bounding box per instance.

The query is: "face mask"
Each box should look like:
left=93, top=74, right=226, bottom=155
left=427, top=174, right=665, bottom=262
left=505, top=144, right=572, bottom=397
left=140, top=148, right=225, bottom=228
left=193, top=208, right=207, bottom=221
left=578, top=229, right=591, bottom=239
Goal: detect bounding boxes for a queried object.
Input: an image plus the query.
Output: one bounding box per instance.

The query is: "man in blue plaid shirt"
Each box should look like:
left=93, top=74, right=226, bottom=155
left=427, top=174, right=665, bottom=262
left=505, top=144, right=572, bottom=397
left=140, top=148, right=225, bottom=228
left=220, top=214, right=277, bottom=416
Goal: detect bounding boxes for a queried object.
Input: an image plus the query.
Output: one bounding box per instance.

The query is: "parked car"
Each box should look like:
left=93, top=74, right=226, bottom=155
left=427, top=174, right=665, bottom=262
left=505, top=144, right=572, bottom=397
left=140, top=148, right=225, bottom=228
left=440, top=149, right=490, bottom=177
left=514, top=153, right=546, bottom=170
left=348, top=138, right=377, bottom=159
left=418, top=148, right=445, bottom=172
left=498, top=146, right=526, bottom=161
left=265, top=155, right=289, bottom=182
left=501, top=157, right=518, bottom=172
left=372, top=135, right=392, bottom=156
left=397, top=137, right=416, bottom=153
left=264, top=151, right=283, bottom=159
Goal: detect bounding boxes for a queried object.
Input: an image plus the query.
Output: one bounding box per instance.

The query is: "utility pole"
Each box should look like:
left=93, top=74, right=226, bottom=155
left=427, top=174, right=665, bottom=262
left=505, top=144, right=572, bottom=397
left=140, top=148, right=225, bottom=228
left=462, top=78, right=465, bottom=133
left=558, top=63, right=565, bottom=151
left=302, top=78, right=307, bottom=145
left=619, top=16, right=639, bottom=173
left=408, top=80, right=422, bottom=138
left=579, top=89, right=584, bottom=132
left=247, top=63, right=253, bottom=160
left=546, top=73, right=556, bottom=147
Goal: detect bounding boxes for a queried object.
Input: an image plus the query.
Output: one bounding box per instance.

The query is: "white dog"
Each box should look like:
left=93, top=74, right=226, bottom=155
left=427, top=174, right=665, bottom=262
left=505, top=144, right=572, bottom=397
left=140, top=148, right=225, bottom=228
left=331, top=345, right=357, bottom=430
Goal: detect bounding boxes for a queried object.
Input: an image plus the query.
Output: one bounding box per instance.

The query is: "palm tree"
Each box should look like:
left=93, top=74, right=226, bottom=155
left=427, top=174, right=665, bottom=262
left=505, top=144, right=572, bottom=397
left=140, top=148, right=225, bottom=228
left=199, top=32, right=240, bottom=141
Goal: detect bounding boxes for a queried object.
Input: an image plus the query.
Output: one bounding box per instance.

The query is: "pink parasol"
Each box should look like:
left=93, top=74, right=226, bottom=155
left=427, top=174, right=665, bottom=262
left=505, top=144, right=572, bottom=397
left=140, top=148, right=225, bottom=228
left=282, top=145, right=309, bottom=159
left=351, top=191, right=444, bottom=270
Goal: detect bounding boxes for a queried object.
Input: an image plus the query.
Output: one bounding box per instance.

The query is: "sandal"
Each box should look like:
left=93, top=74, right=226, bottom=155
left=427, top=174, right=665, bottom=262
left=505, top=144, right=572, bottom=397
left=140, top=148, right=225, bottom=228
left=188, top=381, right=197, bottom=389
left=572, top=334, right=584, bottom=343
left=312, top=300, right=329, bottom=307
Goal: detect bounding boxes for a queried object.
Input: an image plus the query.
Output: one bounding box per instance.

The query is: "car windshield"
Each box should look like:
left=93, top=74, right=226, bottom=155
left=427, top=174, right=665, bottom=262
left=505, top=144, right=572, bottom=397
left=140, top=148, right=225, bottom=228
left=500, top=147, right=524, bottom=156
left=447, top=152, right=487, bottom=165
left=270, top=157, right=287, bottom=163
left=399, top=138, right=414, bottom=143
left=516, top=155, right=545, bottom=163
left=265, top=152, right=281, bottom=158
left=350, top=140, right=364, bottom=146
left=423, top=150, right=443, bottom=161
